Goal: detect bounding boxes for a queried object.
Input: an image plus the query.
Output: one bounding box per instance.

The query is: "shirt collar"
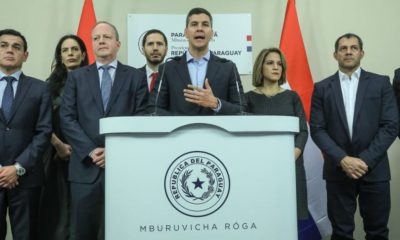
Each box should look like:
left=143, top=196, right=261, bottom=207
left=338, top=67, right=361, bottom=81
left=0, top=70, right=22, bottom=81
left=96, top=59, right=118, bottom=70
left=145, top=64, right=157, bottom=78
left=186, top=50, right=210, bottom=63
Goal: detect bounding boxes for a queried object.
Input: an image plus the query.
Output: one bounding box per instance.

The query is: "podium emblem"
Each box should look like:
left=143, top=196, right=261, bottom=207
left=165, top=151, right=230, bottom=217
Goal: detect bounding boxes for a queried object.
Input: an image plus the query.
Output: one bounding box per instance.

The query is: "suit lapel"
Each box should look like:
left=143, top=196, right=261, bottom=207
left=0, top=111, right=5, bottom=123
left=105, top=62, right=126, bottom=115
left=353, top=70, right=369, bottom=125
left=331, top=73, right=351, bottom=138
left=8, top=74, right=32, bottom=122
left=205, top=53, right=219, bottom=87
left=175, top=53, right=192, bottom=86
left=87, top=64, right=104, bottom=113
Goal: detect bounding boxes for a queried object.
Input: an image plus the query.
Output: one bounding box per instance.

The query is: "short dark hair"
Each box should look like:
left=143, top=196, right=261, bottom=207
left=142, top=29, right=168, bottom=47
left=252, top=48, right=287, bottom=87
left=335, top=33, right=363, bottom=52
left=92, top=21, right=120, bottom=41
left=186, top=7, right=213, bottom=27
left=0, top=29, right=28, bottom=51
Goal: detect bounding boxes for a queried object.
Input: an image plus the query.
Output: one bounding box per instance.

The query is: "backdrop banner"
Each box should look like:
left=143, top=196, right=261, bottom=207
left=127, top=14, right=253, bottom=74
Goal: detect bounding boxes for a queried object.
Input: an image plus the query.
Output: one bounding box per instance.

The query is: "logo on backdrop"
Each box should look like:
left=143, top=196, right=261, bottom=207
left=164, top=151, right=230, bottom=217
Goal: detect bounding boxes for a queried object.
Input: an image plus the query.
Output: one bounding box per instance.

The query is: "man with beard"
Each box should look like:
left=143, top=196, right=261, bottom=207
left=147, top=7, right=245, bottom=115
left=140, top=29, right=167, bottom=92
left=310, top=33, right=398, bottom=240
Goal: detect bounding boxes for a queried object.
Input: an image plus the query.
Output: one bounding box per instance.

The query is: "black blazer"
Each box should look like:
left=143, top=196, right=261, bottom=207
left=0, top=74, right=52, bottom=187
left=138, top=65, right=146, bottom=74
left=310, top=69, right=398, bottom=181
left=138, top=65, right=151, bottom=92
left=60, top=62, right=148, bottom=184
left=392, top=68, right=400, bottom=138
left=147, top=52, right=245, bottom=115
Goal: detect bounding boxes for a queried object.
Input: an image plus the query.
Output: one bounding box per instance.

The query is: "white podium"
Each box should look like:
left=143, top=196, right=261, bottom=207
left=100, top=116, right=299, bottom=240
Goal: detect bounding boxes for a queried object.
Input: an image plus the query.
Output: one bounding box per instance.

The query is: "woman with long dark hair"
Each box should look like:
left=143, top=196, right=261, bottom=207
left=39, top=34, right=88, bottom=240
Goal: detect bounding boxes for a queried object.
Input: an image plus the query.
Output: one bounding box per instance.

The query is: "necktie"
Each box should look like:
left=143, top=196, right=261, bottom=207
left=100, top=65, right=113, bottom=110
left=149, top=72, right=158, bottom=92
left=1, top=76, right=15, bottom=121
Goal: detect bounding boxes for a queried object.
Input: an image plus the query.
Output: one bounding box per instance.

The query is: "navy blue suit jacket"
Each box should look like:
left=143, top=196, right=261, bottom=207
left=310, top=69, right=398, bottom=181
left=60, top=62, right=148, bottom=184
left=0, top=74, right=52, bottom=187
left=392, top=68, right=400, bottom=138
left=138, top=65, right=146, bottom=74
left=147, top=53, right=245, bottom=115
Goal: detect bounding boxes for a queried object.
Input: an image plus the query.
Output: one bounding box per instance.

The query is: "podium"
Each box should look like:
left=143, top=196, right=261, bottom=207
left=100, top=116, right=299, bottom=240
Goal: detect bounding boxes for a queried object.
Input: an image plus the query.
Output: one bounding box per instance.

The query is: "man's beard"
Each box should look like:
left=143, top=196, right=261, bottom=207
left=148, top=58, right=163, bottom=65
left=146, top=53, right=166, bottom=66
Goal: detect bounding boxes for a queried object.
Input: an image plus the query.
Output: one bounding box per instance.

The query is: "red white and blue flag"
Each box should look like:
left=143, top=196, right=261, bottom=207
left=280, top=0, right=332, bottom=238
left=77, top=0, right=97, bottom=64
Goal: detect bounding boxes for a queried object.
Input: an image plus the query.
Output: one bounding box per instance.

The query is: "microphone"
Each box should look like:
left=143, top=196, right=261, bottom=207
left=151, top=56, right=181, bottom=116
left=218, top=58, right=247, bottom=115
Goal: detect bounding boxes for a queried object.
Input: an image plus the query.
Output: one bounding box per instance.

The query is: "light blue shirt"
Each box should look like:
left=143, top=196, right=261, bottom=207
left=0, top=70, right=22, bottom=103
left=96, top=59, right=118, bottom=87
left=186, top=51, right=210, bottom=88
left=185, top=51, right=221, bottom=112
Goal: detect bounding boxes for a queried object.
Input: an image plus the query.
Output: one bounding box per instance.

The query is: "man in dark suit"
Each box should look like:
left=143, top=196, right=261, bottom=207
left=147, top=8, right=245, bottom=115
left=0, top=29, right=52, bottom=239
left=310, top=33, right=398, bottom=240
left=60, top=21, right=148, bottom=240
left=139, top=29, right=167, bottom=92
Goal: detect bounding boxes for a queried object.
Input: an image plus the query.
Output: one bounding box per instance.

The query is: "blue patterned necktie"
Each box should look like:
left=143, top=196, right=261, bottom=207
left=1, top=76, right=15, bottom=120
left=100, top=65, right=113, bottom=110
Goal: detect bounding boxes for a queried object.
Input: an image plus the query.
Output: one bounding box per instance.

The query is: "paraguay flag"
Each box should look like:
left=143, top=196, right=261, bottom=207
left=77, top=0, right=97, bottom=64
left=279, top=0, right=332, bottom=238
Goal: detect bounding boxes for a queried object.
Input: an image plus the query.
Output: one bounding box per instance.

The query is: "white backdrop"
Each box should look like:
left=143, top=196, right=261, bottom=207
left=127, top=14, right=253, bottom=74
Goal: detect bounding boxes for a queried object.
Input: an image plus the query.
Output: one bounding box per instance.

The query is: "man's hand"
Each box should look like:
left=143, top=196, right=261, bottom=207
left=0, top=166, right=19, bottom=189
left=90, top=147, right=105, bottom=168
left=295, top=147, right=302, bottom=160
left=55, top=142, right=72, bottom=160
left=183, top=78, right=219, bottom=109
left=340, top=156, right=368, bottom=179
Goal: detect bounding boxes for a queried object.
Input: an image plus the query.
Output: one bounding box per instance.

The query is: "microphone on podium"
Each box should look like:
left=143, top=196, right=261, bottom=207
left=151, top=56, right=182, bottom=116
left=217, top=58, right=248, bottom=115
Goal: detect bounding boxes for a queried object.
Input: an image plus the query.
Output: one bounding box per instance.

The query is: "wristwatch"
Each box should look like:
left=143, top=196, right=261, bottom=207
left=14, top=163, right=26, bottom=176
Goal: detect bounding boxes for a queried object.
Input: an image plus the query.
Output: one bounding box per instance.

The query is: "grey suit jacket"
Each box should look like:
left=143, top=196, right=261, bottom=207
left=310, top=69, right=398, bottom=181
left=0, top=74, right=52, bottom=187
left=147, top=52, right=245, bottom=115
left=60, top=62, right=148, bottom=184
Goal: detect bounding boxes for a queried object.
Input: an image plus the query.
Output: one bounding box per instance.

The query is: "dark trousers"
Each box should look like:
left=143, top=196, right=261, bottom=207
left=0, top=187, right=41, bottom=240
left=70, top=171, right=104, bottom=240
left=38, top=152, right=70, bottom=240
left=327, top=180, right=390, bottom=240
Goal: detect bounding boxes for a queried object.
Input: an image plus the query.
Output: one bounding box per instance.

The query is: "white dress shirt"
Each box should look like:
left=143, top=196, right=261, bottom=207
left=338, top=67, right=361, bottom=139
